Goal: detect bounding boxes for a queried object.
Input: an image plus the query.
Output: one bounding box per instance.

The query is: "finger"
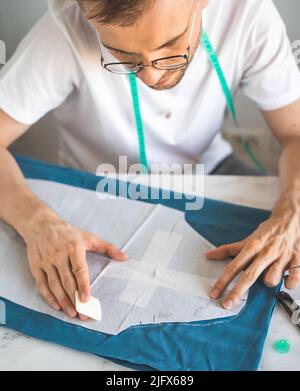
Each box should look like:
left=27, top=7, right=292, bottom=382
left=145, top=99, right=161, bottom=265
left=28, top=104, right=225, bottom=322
left=56, top=257, right=78, bottom=305
left=206, top=240, right=246, bottom=260
left=69, top=243, right=91, bottom=303
left=263, top=254, right=290, bottom=287
left=78, top=314, right=90, bottom=321
left=210, top=241, right=260, bottom=299
left=46, top=265, right=77, bottom=318
left=82, top=231, right=128, bottom=261
left=104, top=242, right=128, bottom=260
left=56, top=261, right=89, bottom=321
left=222, top=251, right=277, bottom=309
left=32, top=268, right=61, bottom=311
left=285, top=256, right=300, bottom=290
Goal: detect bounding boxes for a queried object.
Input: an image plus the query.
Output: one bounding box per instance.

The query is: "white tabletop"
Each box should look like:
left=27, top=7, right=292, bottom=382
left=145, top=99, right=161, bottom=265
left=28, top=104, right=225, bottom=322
left=1, top=175, right=299, bottom=371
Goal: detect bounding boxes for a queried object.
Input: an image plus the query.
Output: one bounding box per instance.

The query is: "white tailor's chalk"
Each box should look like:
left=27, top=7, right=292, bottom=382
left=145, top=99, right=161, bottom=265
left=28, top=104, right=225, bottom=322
left=75, top=291, right=102, bottom=321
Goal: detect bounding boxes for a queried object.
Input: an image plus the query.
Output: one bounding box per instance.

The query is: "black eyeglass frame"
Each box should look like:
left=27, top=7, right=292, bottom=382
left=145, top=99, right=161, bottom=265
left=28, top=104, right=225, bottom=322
left=97, top=0, right=199, bottom=75
left=101, top=54, right=190, bottom=74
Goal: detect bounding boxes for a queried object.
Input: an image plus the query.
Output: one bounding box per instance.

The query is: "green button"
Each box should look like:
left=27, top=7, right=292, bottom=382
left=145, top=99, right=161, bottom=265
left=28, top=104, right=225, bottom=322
left=273, top=339, right=291, bottom=354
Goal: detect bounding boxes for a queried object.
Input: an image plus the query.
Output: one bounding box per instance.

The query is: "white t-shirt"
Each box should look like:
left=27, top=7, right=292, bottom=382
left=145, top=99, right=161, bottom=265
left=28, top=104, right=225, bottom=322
left=0, top=0, right=299, bottom=174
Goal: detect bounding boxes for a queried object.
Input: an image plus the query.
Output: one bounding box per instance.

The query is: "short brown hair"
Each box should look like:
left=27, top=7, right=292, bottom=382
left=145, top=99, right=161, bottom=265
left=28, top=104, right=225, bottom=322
left=77, top=0, right=155, bottom=26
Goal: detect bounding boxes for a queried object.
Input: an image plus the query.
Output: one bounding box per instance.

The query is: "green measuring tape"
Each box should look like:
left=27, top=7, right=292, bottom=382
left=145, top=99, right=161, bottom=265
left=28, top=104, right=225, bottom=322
left=129, top=30, right=266, bottom=173
left=129, top=72, right=148, bottom=172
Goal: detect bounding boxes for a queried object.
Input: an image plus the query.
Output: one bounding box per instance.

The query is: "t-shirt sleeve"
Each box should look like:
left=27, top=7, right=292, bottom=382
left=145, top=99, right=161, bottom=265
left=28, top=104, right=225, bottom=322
left=0, top=12, right=82, bottom=125
left=239, top=0, right=300, bottom=111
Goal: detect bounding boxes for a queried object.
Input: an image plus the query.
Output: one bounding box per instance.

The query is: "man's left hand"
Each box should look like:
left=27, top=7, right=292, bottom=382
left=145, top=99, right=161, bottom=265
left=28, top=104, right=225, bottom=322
left=207, top=190, right=300, bottom=309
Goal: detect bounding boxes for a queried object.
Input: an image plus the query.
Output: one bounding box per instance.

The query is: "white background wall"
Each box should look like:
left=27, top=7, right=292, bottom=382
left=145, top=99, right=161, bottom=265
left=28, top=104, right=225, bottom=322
left=0, top=0, right=299, bottom=166
left=225, top=0, right=300, bottom=130
left=0, top=0, right=55, bottom=162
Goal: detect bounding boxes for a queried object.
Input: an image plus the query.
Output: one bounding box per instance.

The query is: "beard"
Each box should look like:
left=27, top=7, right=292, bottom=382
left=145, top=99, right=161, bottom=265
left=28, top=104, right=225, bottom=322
left=149, top=67, right=188, bottom=90
left=148, top=32, right=201, bottom=91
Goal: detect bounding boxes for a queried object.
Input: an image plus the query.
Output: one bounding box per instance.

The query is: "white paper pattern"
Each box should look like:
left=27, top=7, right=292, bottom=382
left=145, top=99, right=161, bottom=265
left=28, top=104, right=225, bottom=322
left=0, top=179, right=247, bottom=335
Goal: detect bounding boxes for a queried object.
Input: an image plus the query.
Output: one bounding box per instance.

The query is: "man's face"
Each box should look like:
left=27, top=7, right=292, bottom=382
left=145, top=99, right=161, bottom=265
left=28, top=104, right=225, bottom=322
left=90, top=0, right=208, bottom=90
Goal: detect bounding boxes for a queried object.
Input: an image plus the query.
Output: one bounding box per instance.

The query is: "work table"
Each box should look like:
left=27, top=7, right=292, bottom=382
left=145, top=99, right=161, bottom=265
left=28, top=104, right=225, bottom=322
left=1, top=175, right=299, bottom=371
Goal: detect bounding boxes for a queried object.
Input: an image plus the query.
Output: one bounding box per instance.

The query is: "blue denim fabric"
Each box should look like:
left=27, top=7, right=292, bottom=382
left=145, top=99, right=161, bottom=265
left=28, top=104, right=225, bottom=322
left=0, top=155, right=279, bottom=371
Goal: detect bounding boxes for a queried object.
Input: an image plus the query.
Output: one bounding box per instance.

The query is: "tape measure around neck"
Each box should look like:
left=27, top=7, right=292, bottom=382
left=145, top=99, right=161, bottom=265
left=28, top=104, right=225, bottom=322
left=129, top=30, right=265, bottom=173
left=200, top=30, right=239, bottom=127
left=129, top=72, right=148, bottom=172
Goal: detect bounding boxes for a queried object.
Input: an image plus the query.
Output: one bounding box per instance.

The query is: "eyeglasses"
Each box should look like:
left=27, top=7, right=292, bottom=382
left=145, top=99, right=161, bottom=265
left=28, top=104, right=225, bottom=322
left=96, top=0, right=200, bottom=75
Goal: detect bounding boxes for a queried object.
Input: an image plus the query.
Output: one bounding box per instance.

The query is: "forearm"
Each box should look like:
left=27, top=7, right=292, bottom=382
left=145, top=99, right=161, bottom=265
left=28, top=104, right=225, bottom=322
left=278, top=137, right=300, bottom=195
left=267, top=136, right=300, bottom=220
left=0, top=146, right=57, bottom=240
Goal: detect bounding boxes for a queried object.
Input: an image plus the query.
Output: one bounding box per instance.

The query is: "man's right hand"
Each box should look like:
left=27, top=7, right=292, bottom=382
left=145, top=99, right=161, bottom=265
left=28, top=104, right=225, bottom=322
left=0, top=110, right=127, bottom=321
left=24, top=209, right=128, bottom=320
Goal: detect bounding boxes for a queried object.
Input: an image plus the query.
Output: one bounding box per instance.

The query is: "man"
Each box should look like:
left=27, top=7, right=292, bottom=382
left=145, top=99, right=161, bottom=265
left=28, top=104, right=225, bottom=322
left=0, top=0, right=299, bottom=320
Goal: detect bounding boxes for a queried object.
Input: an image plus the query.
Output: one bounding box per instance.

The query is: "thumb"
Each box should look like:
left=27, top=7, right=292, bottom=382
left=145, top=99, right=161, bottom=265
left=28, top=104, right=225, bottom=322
left=81, top=230, right=128, bottom=261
